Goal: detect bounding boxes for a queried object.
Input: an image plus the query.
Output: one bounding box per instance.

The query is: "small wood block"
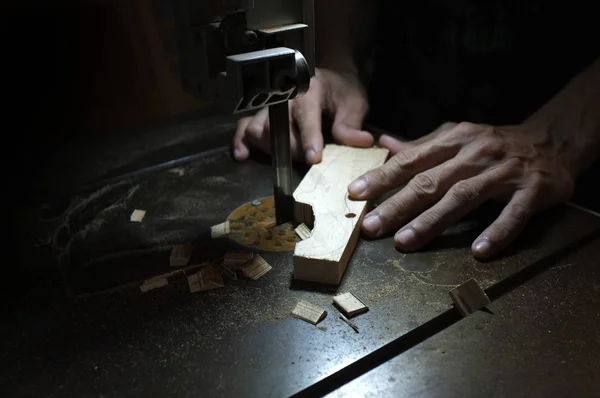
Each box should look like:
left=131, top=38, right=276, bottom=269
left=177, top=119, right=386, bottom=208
left=139, top=276, right=168, bottom=292
left=130, top=209, right=146, bottom=223
left=242, top=255, right=272, bottom=280
left=449, top=278, right=491, bottom=316
left=291, top=300, right=327, bottom=325
left=223, top=251, right=254, bottom=269
left=188, top=266, right=224, bottom=293
left=210, top=221, right=230, bottom=238
left=295, top=223, right=312, bottom=240
left=170, top=243, right=193, bottom=267
left=293, top=144, right=389, bottom=285
left=333, top=292, right=369, bottom=317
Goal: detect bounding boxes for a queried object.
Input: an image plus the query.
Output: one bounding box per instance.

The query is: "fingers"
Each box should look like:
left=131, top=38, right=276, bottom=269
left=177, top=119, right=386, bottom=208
left=331, top=98, right=373, bottom=147
left=348, top=140, right=459, bottom=200
left=359, top=155, right=487, bottom=238
left=471, top=187, right=537, bottom=259
left=233, top=106, right=306, bottom=161
left=378, top=122, right=457, bottom=155
left=293, top=95, right=324, bottom=164
left=233, top=117, right=252, bottom=161
left=378, top=135, right=414, bottom=154
left=392, top=164, right=518, bottom=251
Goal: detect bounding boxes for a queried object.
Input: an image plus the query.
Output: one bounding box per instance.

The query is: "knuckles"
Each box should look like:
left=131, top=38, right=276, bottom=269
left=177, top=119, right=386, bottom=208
left=448, top=180, right=480, bottom=204
left=409, top=172, right=439, bottom=197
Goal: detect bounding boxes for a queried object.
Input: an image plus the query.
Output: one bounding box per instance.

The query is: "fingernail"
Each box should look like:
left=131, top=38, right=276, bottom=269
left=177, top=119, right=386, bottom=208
left=234, top=146, right=248, bottom=160
left=306, top=149, right=320, bottom=164
left=349, top=177, right=367, bottom=196
left=395, top=228, right=417, bottom=247
left=234, top=147, right=243, bottom=159
left=473, top=239, right=491, bottom=257
left=362, top=215, right=381, bottom=235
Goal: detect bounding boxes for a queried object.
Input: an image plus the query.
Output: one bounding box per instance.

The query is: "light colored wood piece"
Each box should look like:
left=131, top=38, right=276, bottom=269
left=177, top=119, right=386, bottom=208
left=291, top=300, right=327, bottom=325
left=333, top=292, right=369, bottom=317
left=139, top=276, right=168, bottom=292
left=242, top=255, right=272, bottom=280
left=188, top=266, right=224, bottom=293
left=223, top=251, right=254, bottom=269
left=295, top=223, right=312, bottom=240
left=211, top=221, right=230, bottom=238
left=170, top=243, right=193, bottom=267
left=293, top=144, right=389, bottom=284
left=449, top=278, right=491, bottom=316
left=130, top=209, right=146, bottom=223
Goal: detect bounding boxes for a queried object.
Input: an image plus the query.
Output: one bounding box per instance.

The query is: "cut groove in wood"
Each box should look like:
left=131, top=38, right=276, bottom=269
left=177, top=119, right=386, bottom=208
left=170, top=243, right=193, bottom=267
left=292, top=144, right=389, bottom=284
left=211, top=221, right=230, bottom=238
left=333, top=292, right=369, bottom=317
left=291, top=300, right=327, bottom=325
left=188, top=266, right=224, bottom=293
left=449, top=278, right=490, bottom=316
left=130, top=209, right=146, bottom=223
left=242, top=255, right=272, bottom=280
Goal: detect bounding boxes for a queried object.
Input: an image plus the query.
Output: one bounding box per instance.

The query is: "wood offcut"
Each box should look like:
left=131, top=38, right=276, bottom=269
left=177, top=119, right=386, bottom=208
left=223, top=251, right=254, bottom=269
left=170, top=243, right=192, bottom=267
left=130, top=209, right=146, bottom=223
left=295, top=223, right=312, bottom=240
left=449, top=278, right=491, bottom=316
left=293, top=144, right=389, bottom=285
left=242, top=255, right=272, bottom=280
left=333, top=292, right=369, bottom=317
left=139, top=276, right=168, bottom=292
left=188, top=266, right=224, bottom=292
left=211, top=221, right=230, bottom=238
left=291, top=300, right=327, bottom=325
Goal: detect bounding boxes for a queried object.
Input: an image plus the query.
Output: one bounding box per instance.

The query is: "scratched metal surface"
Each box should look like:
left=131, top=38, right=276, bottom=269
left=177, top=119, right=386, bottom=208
left=327, top=234, right=600, bottom=398
left=4, top=146, right=600, bottom=397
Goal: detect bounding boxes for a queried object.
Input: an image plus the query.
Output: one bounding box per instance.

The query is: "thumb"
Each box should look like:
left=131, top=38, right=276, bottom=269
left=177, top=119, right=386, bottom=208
left=331, top=98, right=373, bottom=147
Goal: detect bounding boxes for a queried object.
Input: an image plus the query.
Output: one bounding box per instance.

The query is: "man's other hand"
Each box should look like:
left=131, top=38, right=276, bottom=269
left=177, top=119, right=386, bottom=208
left=348, top=122, right=575, bottom=259
left=233, top=68, right=374, bottom=165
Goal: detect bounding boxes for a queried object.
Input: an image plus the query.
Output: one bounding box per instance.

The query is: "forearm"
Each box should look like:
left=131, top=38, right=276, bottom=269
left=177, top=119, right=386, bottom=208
left=526, top=57, right=600, bottom=175
left=315, top=0, right=376, bottom=76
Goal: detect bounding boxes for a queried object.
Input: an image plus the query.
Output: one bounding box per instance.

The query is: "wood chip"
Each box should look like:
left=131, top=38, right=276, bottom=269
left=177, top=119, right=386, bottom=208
left=242, top=255, right=272, bottom=280
left=210, top=221, right=230, bottom=238
left=291, top=300, right=327, bottom=325
left=130, top=209, right=146, bottom=223
left=223, top=251, right=254, bottom=269
left=295, top=223, right=312, bottom=240
left=449, top=278, right=491, bottom=316
left=139, top=276, right=168, bottom=292
left=188, top=266, right=224, bottom=293
left=219, top=264, right=237, bottom=280
left=170, top=243, right=193, bottom=267
left=333, top=292, right=369, bottom=317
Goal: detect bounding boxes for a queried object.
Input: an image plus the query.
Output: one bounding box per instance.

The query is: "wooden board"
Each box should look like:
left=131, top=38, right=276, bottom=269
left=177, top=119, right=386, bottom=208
left=292, top=144, right=389, bottom=284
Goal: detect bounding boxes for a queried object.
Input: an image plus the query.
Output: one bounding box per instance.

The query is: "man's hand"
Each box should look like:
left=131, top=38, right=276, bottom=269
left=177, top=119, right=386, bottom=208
left=348, top=122, right=576, bottom=259
left=233, top=68, right=374, bottom=165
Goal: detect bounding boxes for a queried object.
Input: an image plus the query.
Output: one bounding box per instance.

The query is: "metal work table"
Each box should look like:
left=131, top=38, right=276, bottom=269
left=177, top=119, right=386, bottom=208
left=4, top=116, right=600, bottom=397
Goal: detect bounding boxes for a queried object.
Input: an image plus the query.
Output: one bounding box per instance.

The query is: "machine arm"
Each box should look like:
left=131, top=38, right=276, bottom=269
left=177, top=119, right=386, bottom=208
left=169, top=0, right=315, bottom=224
